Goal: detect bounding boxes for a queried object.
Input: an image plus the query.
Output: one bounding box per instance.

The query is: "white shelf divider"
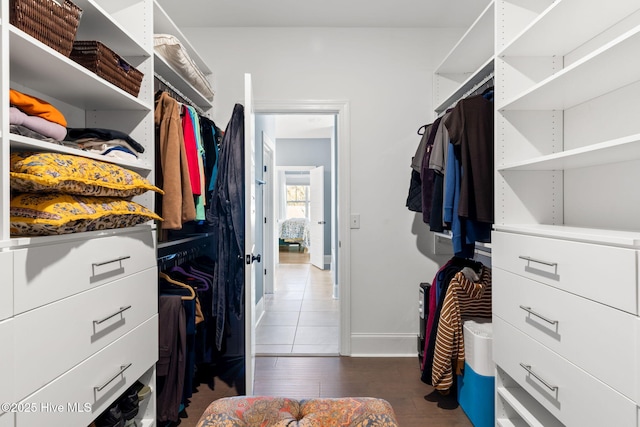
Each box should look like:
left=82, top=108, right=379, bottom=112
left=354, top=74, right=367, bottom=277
left=498, top=133, right=640, bottom=171
left=496, top=418, right=528, bottom=427
left=10, top=27, right=151, bottom=111
left=497, top=386, right=564, bottom=427
left=154, top=53, right=213, bottom=111
left=8, top=224, right=155, bottom=249
left=499, top=0, right=640, bottom=57
left=153, top=0, right=212, bottom=75
left=435, top=57, right=494, bottom=114
left=9, top=134, right=152, bottom=174
left=73, top=0, right=150, bottom=57
left=435, top=0, right=495, bottom=74
left=498, top=24, right=640, bottom=111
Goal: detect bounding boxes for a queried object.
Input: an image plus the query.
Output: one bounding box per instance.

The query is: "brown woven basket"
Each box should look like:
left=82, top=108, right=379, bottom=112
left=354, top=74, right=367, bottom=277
left=70, top=41, right=144, bottom=97
left=10, top=0, right=82, bottom=57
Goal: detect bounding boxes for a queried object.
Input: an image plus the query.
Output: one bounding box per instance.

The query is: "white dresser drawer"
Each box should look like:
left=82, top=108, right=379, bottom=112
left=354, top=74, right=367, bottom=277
left=0, top=251, right=13, bottom=321
left=13, top=267, right=157, bottom=402
left=493, top=317, right=636, bottom=427
left=492, top=231, right=638, bottom=314
left=0, top=319, right=15, bottom=409
left=494, top=267, right=637, bottom=400
left=17, top=315, right=158, bottom=427
left=13, top=229, right=156, bottom=314
left=637, top=317, right=640, bottom=405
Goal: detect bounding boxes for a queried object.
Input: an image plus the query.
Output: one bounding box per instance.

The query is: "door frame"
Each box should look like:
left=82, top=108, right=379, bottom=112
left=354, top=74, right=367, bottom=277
left=309, top=165, right=325, bottom=270
left=254, top=99, right=351, bottom=355
left=262, top=132, right=276, bottom=295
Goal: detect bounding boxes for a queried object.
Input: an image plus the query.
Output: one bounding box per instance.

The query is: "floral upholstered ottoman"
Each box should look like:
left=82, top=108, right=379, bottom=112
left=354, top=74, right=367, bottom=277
left=195, top=396, right=400, bottom=427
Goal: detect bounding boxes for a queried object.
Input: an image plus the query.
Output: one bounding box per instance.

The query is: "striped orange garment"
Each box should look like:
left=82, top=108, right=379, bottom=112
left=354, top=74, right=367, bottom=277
left=431, top=266, right=492, bottom=392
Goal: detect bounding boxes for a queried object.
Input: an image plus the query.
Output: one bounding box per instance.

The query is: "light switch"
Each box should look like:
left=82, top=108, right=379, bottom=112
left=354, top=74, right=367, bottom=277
left=350, top=214, right=360, bottom=229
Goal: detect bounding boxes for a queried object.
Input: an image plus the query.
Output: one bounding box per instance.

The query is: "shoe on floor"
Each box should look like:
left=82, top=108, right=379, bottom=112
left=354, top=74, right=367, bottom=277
left=94, top=403, right=125, bottom=427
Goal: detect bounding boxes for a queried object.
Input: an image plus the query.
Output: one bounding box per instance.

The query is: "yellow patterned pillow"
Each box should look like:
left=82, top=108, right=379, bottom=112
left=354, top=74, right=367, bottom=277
left=10, top=193, right=162, bottom=236
left=10, top=152, right=163, bottom=197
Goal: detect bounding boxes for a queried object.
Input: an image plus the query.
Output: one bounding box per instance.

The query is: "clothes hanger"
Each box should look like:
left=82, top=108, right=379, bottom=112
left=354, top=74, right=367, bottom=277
left=168, top=266, right=210, bottom=291
left=481, top=85, right=494, bottom=95
left=159, top=271, right=196, bottom=300
left=187, top=263, right=214, bottom=281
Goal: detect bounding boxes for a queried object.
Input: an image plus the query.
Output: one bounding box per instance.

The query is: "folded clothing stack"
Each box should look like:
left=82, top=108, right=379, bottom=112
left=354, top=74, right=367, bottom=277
left=65, top=127, right=146, bottom=162
left=9, top=89, right=145, bottom=163
left=9, top=89, right=68, bottom=141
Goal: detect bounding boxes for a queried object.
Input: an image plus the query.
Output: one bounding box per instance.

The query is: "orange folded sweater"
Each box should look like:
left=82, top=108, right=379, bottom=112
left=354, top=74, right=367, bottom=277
left=10, top=89, right=67, bottom=127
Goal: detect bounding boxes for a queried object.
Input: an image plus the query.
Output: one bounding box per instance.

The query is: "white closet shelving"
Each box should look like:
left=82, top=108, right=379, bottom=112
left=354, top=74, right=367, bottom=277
left=430, top=0, right=494, bottom=257
left=498, top=24, right=640, bottom=111
left=433, top=0, right=494, bottom=114
left=1, top=0, right=158, bottom=425
left=494, top=0, right=640, bottom=425
left=153, top=0, right=213, bottom=112
left=9, top=28, right=150, bottom=111
left=499, top=0, right=640, bottom=57
left=0, top=3, right=12, bottom=425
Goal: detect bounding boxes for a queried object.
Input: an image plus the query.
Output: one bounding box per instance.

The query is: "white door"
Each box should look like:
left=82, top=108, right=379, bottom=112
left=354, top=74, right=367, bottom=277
left=244, top=73, right=257, bottom=395
left=310, top=166, right=325, bottom=270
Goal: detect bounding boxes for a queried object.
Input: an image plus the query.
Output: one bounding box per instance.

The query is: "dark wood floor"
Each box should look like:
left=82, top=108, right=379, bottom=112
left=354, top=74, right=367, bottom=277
left=180, top=356, right=473, bottom=427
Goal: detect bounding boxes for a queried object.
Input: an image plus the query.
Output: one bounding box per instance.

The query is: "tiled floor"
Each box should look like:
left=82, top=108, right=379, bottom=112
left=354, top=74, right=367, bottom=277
left=256, top=251, right=339, bottom=355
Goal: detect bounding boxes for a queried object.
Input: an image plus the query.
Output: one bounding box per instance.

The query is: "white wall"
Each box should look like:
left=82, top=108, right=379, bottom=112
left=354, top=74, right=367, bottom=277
left=184, top=26, right=461, bottom=355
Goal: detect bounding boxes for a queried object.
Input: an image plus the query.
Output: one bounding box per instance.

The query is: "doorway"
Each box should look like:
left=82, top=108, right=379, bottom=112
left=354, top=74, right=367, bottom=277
left=255, top=113, right=339, bottom=355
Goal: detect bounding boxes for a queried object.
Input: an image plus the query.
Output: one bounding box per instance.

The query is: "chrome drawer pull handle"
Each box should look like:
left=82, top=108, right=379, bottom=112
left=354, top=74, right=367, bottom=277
left=519, top=305, right=558, bottom=325
left=518, top=255, right=557, bottom=267
left=93, top=306, right=132, bottom=325
left=92, top=256, right=131, bottom=267
left=94, top=363, right=132, bottom=392
left=520, top=363, right=558, bottom=392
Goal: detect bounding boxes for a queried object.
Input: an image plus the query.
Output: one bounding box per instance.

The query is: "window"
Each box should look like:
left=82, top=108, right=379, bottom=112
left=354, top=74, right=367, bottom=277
left=286, top=185, right=310, bottom=219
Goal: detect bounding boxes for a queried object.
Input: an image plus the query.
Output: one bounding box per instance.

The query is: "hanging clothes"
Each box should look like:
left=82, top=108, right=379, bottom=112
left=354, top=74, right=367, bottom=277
left=431, top=266, right=492, bottom=393
left=199, top=116, right=221, bottom=194
left=157, top=295, right=187, bottom=424
left=405, top=169, right=423, bottom=212
left=210, top=103, right=245, bottom=351
left=427, top=110, right=452, bottom=232
left=421, top=257, right=484, bottom=386
left=406, top=123, right=432, bottom=213
left=443, top=142, right=475, bottom=258
left=154, top=91, right=196, bottom=229
left=181, top=105, right=202, bottom=197
left=420, top=258, right=452, bottom=372
left=444, top=93, right=494, bottom=224
left=158, top=256, right=218, bottom=423
left=185, top=105, right=207, bottom=221
left=420, top=119, right=442, bottom=223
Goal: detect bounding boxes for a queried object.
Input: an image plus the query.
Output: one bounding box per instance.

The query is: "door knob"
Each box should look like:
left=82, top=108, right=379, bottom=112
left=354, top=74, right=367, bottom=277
left=246, top=254, right=262, bottom=264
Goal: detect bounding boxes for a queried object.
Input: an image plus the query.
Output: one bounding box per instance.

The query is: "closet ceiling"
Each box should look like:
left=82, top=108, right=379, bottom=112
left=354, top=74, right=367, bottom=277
left=156, top=0, right=488, bottom=29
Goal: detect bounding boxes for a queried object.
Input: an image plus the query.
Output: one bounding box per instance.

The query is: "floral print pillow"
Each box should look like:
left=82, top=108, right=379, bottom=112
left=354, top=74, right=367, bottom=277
left=10, top=193, right=162, bottom=236
left=10, top=151, right=163, bottom=198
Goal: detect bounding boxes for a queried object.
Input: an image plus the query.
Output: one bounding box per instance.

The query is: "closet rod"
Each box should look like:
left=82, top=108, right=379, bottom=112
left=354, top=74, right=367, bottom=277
left=157, top=232, right=215, bottom=250
left=154, top=72, right=207, bottom=117
left=440, top=71, right=494, bottom=115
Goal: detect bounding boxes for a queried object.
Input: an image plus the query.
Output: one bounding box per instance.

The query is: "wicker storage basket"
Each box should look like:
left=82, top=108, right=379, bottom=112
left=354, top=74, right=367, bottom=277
left=10, top=0, right=82, bottom=57
left=70, top=41, right=144, bottom=97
